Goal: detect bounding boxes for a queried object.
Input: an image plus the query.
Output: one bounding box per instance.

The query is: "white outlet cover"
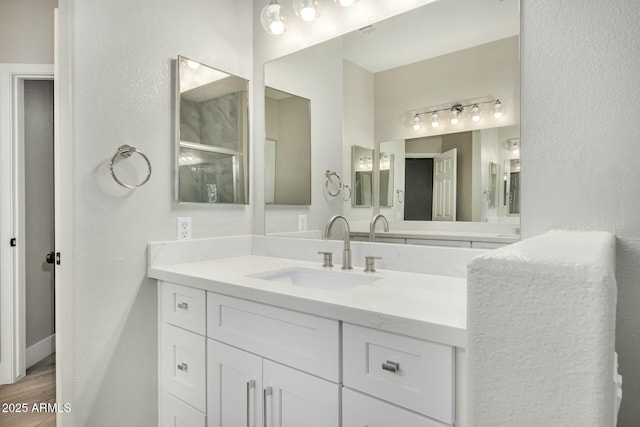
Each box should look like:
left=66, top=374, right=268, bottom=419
left=177, top=217, right=192, bottom=240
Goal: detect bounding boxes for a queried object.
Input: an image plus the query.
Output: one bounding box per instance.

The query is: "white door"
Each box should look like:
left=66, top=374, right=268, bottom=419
left=263, top=360, right=339, bottom=427
left=208, top=340, right=263, bottom=427
left=432, top=148, right=457, bottom=221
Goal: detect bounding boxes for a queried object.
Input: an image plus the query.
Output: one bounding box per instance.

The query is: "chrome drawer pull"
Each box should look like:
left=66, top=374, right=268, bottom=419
left=247, top=380, right=256, bottom=427
left=382, top=360, right=400, bottom=373
left=177, top=302, right=189, bottom=310
left=177, top=362, right=188, bottom=372
left=263, top=387, right=273, bottom=427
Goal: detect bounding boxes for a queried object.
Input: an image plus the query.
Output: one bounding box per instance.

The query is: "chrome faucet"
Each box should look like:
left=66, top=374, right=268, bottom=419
left=369, top=214, right=389, bottom=242
left=323, top=215, right=352, bottom=270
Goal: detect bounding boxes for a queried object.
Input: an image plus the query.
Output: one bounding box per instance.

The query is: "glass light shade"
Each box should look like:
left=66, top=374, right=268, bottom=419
left=260, top=0, right=286, bottom=35
left=335, top=0, right=357, bottom=6
left=412, top=115, right=422, bottom=130
left=294, top=0, right=321, bottom=22
left=450, top=109, right=460, bottom=125
left=430, top=112, right=439, bottom=128
left=492, top=99, right=504, bottom=119
left=470, top=104, right=481, bottom=122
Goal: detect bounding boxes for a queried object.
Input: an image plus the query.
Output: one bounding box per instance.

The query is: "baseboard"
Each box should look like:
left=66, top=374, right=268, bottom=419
left=26, top=334, right=55, bottom=368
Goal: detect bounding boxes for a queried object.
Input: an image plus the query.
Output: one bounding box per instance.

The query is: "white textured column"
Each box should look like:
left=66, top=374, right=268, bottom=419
left=467, top=230, right=617, bottom=426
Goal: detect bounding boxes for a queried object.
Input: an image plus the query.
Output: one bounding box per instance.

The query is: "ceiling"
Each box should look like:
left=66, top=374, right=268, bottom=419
left=342, top=0, right=519, bottom=73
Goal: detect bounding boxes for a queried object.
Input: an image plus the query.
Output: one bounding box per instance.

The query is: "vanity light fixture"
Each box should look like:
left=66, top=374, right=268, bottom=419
left=410, top=97, right=505, bottom=130
left=260, top=0, right=287, bottom=35
left=335, top=0, right=357, bottom=6
left=294, top=0, right=321, bottom=22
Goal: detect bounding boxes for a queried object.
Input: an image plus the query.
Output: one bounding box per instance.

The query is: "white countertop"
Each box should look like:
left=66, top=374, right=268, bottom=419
left=149, top=254, right=467, bottom=348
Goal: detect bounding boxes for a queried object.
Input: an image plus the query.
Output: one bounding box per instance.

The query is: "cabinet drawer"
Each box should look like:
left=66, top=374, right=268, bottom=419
left=471, top=241, right=508, bottom=249
left=161, top=282, right=206, bottom=335
left=207, top=293, right=340, bottom=382
left=162, top=324, right=206, bottom=412
left=343, top=324, right=455, bottom=424
left=343, top=388, right=451, bottom=427
left=162, top=393, right=205, bottom=427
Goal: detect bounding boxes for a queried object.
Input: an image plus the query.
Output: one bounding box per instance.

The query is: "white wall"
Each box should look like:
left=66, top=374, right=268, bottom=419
left=58, top=0, right=252, bottom=425
left=0, top=0, right=58, bottom=63
left=521, top=1, right=640, bottom=425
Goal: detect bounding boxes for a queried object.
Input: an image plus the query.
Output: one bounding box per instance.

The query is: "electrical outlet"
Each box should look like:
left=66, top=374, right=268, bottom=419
left=177, top=217, right=192, bottom=240
left=298, top=214, right=307, bottom=232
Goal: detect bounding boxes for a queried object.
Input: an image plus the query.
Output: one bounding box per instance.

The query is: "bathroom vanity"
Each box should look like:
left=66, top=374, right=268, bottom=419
left=149, top=236, right=474, bottom=427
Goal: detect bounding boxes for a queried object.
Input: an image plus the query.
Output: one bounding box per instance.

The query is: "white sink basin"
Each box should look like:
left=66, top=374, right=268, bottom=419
left=249, top=267, right=379, bottom=291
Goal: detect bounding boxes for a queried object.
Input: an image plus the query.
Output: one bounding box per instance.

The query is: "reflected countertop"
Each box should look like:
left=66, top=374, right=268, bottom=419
left=349, top=227, right=520, bottom=243
left=149, top=254, right=467, bottom=348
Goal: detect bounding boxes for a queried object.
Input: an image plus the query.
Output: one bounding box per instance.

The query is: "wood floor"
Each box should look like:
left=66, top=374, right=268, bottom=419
left=0, top=353, right=56, bottom=427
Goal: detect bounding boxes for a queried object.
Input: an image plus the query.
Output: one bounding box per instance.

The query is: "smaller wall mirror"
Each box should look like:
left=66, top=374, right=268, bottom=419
left=265, top=87, right=311, bottom=205
left=487, top=162, right=499, bottom=208
left=504, top=158, right=520, bottom=215
left=175, top=56, right=249, bottom=204
left=351, top=145, right=373, bottom=206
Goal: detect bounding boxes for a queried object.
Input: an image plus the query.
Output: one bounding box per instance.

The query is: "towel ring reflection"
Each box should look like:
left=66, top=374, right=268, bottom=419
left=325, top=170, right=343, bottom=197
left=396, top=189, right=404, bottom=203
left=109, top=144, right=152, bottom=189
left=342, top=184, right=352, bottom=201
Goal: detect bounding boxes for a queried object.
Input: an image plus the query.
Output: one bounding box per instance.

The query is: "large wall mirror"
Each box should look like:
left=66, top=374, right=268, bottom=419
left=175, top=56, right=249, bottom=204
left=263, top=0, right=519, bottom=239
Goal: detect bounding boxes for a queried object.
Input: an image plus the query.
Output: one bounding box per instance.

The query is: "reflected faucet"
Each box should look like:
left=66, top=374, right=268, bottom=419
left=369, top=214, right=389, bottom=242
left=323, top=215, right=352, bottom=270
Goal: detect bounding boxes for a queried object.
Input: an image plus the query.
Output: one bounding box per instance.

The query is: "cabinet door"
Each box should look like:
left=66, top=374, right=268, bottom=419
left=162, top=393, right=206, bottom=427
left=208, top=340, right=263, bottom=427
left=263, top=360, right=339, bottom=427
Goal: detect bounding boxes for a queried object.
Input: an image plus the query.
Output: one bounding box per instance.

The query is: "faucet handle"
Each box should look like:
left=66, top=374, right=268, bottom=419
left=317, top=251, right=334, bottom=268
left=364, top=256, right=382, bottom=273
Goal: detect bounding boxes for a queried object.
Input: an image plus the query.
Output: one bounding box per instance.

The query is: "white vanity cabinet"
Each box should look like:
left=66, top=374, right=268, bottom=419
left=158, top=281, right=459, bottom=427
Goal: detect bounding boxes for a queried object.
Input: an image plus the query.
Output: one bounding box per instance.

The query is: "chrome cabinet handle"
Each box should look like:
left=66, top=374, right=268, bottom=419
left=177, top=362, right=188, bottom=372
left=246, top=380, right=255, bottom=427
left=382, top=360, right=400, bottom=373
left=177, top=302, right=188, bottom=310
left=263, top=387, right=272, bottom=427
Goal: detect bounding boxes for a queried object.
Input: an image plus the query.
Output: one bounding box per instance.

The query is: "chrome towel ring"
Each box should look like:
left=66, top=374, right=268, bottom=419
left=325, top=170, right=343, bottom=197
left=109, top=144, right=152, bottom=189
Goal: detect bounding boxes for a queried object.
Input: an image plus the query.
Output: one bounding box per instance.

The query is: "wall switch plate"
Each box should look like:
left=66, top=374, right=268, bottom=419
left=177, top=217, right=192, bottom=240
left=298, top=214, right=307, bottom=232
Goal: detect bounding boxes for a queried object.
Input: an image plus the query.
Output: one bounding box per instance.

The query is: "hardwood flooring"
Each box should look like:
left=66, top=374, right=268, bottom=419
left=0, top=353, right=56, bottom=427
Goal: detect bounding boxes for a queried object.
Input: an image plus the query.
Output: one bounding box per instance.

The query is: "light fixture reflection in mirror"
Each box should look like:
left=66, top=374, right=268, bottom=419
left=175, top=56, right=249, bottom=204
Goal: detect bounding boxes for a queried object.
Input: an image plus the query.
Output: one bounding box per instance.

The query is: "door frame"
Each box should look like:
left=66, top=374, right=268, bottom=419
left=0, top=64, right=55, bottom=384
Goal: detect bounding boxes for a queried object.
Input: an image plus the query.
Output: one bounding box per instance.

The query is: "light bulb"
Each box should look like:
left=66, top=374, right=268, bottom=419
left=470, top=104, right=480, bottom=122
left=492, top=99, right=504, bottom=119
left=412, top=115, right=422, bottom=130
left=335, top=0, right=357, bottom=6
left=450, top=106, right=462, bottom=125
left=260, top=0, right=286, bottom=35
left=431, top=112, right=439, bottom=128
left=294, top=0, right=321, bottom=22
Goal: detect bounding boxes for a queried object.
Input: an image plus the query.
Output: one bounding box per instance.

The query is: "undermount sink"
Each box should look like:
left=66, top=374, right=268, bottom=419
left=248, top=267, right=379, bottom=291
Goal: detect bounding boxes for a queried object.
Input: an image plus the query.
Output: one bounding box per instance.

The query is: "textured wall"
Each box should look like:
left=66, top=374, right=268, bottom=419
left=520, top=1, right=640, bottom=425
left=59, top=0, right=252, bottom=425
